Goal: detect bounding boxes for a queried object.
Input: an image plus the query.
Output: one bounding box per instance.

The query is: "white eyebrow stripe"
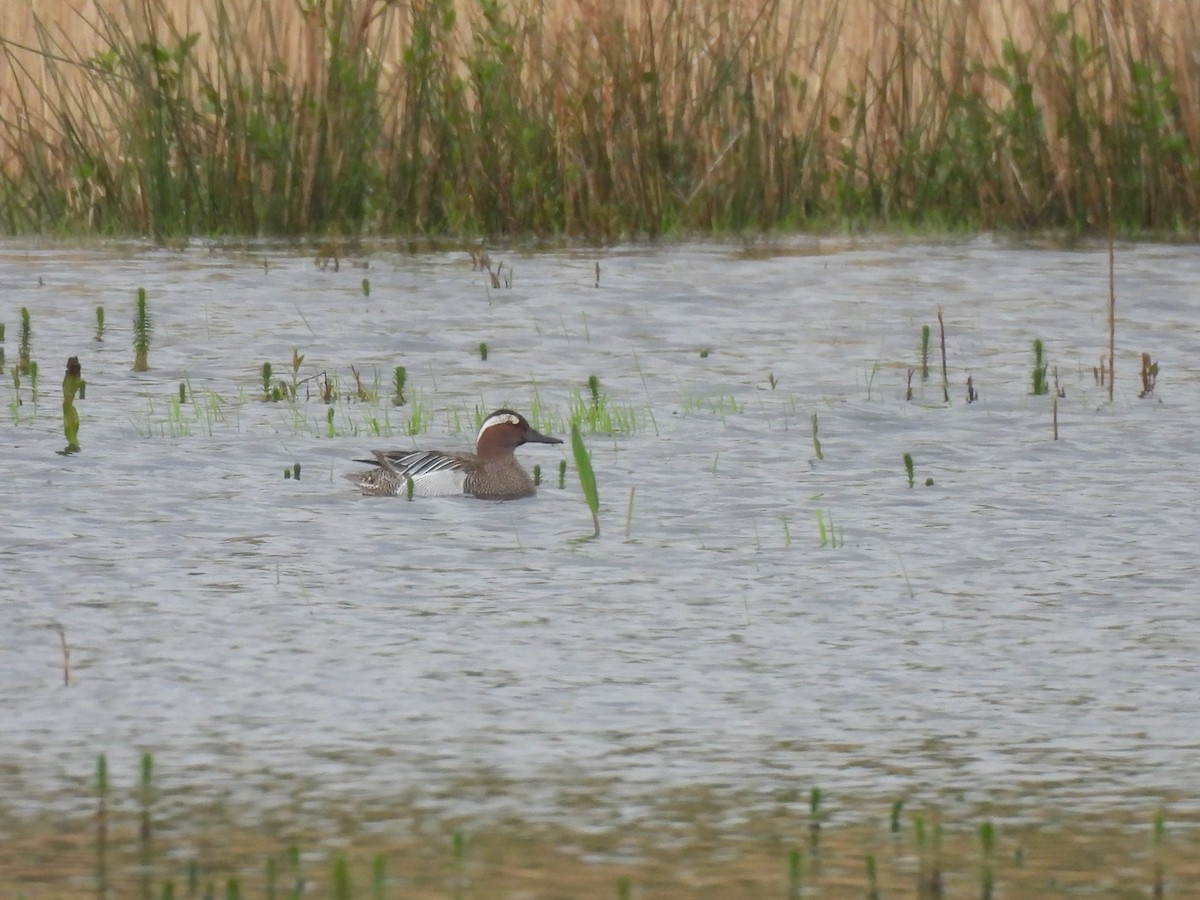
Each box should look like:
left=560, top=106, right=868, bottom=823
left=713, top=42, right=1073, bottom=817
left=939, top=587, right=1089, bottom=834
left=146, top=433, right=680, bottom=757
left=478, top=412, right=521, bottom=439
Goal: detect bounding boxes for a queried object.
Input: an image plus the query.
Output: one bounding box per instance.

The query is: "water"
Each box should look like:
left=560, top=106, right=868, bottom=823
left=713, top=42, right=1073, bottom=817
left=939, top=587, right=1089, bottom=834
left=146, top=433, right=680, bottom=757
left=2, top=236, right=1199, bottom=835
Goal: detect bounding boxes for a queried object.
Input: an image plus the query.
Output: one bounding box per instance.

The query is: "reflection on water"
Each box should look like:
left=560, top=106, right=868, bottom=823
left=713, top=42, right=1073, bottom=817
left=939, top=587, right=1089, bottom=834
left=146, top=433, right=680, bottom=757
left=2, top=237, right=1199, bottom=864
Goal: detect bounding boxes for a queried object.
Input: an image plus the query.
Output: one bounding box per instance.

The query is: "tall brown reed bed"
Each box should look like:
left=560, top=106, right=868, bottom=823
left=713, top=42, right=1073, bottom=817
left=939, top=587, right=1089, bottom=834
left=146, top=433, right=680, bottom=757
left=1, top=0, right=1198, bottom=238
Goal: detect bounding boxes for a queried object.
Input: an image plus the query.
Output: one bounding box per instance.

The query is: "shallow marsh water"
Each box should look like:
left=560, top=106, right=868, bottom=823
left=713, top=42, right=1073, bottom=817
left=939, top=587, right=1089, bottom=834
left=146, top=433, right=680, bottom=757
left=1, top=236, right=1199, bottom=890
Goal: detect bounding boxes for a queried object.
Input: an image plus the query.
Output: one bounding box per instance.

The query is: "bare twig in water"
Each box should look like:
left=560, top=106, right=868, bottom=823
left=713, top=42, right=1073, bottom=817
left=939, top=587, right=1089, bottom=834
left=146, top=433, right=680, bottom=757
left=53, top=623, right=71, bottom=686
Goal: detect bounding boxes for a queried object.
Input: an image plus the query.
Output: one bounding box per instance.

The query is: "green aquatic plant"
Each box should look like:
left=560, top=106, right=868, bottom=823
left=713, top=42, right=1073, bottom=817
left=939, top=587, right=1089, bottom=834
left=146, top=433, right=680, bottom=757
left=904, top=453, right=915, bottom=488
left=261, top=362, right=273, bottom=400
left=28, top=360, right=39, bottom=404
left=361, top=277, right=370, bottom=297
left=937, top=308, right=949, bottom=404
left=890, top=799, right=904, bottom=834
left=532, top=463, right=541, bottom=487
left=920, top=324, right=931, bottom=379
left=392, top=365, right=407, bottom=406
left=558, top=459, right=566, bottom=490
left=786, top=847, right=803, bottom=899
left=811, top=412, right=823, bottom=460
left=18, top=307, right=32, bottom=374
left=866, top=853, right=879, bottom=900
left=371, top=854, right=386, bottom=900
left=132, top=288, right=151, bottom=371
left=1031, top=339, right=1048, bottom=395
left=625, top=486, right=635, bottom=539
left=332, top=856, right=351, bottom=900
left=979, top=820, right=996, bottom=900
left=62, top=356, right=84, bottom=453
left=96, top=753, right=109, bottom=896
left=478, top=341, right=489, bottom=361
left=140, top=751, right=155, bottom=885
left=95, top=305, right=105, bottom=341
left=571, top=423, right=600, bottom=538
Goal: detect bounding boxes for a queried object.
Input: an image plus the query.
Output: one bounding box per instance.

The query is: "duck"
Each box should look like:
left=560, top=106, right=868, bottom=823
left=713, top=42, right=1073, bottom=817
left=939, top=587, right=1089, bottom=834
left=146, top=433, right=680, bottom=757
left=346, top=408, right=562, bottom=499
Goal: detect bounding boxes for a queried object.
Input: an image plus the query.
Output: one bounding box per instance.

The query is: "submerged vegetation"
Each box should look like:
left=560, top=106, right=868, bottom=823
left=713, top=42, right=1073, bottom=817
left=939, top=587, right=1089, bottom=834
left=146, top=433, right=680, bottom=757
left=2, top=0, right=1199, bottom=239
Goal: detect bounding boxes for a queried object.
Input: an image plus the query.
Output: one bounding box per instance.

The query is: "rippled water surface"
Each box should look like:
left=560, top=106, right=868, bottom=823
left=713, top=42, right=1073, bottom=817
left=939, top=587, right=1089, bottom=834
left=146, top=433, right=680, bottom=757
left=2, top=236, right=1199, bottom=835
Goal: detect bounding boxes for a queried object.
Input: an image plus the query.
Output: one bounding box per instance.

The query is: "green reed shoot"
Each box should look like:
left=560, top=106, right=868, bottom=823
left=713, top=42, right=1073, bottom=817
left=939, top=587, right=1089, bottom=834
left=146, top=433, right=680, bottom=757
left=979, top=820, right=996, bottom=899
left=451, top=830, right=466, bottom=865
left=179, top=382, right=187, bottom=403
left=28, top=360, right=39, bottom=403
left=890, top=799, right=904, bottom=834
left=786, top=848, right=802, bottom=900
left=532, top=463, right=541, bottom=487
left=226, top=877, right=242, bottom=899
left=96, top=753, right=109, bottom=897
left=392, top=365, right=407, bottom=406
left=809, top=787, right=825, bottom=859
left=62, top=356, right=83, bottom=453
left=811, top=412, right=823, bottom=460
left=617, top=876, right=632, bottom=900
left=904, top=453, right=915, bottom=488
left=1153, top=812, right=1166, bottom=898
left=478, top=342, right=489, bottom=361
left=95, top=305, right=105, bottom=341
left=332, top=856, right=350, bottom=900
left=816, top=510, right=828, bottom=548
left=920, top=324, right=931, bottom=379
left=326, top=407, right=335, bottom=438
left=261, top=362, right=273, bottom=399
left=571, top=423, right=600, bottom=537
left=588, top=374, right=601, bottom=409
left=1031, top=339, right=1048, bottom=394
left=937, top=307, right=949, bottom=403
left=558, top=459, right=566, bottom=489
left=293, top=463, right=300, bottom=481
left=625, top=486, right=635, bottom=539
left=866, top=854, right=879, bottom=900
left=18, top=307, right=31, bottom=374
left=288, top=843, right=305, bottom=896
left=361, top=277, right=370, bottom=297
left=140, top=751, right=154, bottom=837
left=133, top=287, right=151, bottom=371
left=0, top=322, right=5, bottom=342
left=371, top=854, right=386, bottom=900
left=781, top=515, right=791, bottom=547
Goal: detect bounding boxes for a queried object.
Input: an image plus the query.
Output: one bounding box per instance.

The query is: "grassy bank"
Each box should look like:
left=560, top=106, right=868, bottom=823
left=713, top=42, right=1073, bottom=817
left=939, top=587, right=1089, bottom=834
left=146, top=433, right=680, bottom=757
left=1, top=0, right=1198, bottom=239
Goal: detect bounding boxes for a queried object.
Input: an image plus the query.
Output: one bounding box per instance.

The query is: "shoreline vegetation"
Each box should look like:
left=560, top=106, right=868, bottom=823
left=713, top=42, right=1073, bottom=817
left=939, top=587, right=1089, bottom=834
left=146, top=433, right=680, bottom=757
left=2, top=757, right=1196, bottom=897
left=1, top=0, right=1198, bottom=241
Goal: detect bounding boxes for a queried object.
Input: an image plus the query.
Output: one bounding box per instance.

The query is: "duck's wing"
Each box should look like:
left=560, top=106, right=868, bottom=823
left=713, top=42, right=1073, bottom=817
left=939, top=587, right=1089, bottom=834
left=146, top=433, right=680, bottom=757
left=346, top=450, right=470, bottom=497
